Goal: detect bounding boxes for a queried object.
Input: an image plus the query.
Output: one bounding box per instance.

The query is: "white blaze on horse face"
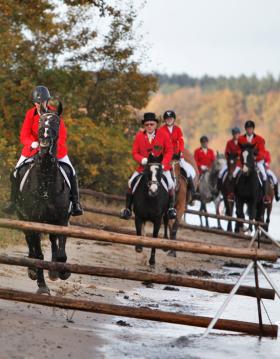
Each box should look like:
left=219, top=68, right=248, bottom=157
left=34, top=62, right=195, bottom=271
left=243, top=150, right=249, bottom=172
left=150, top=165, right=158, bottom=193
left=44, top=128, right=49, bottom=138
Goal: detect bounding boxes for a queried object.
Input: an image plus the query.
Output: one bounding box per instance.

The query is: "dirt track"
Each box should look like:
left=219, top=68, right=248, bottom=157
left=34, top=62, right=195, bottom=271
left=0, top=200, right=279, bottom=358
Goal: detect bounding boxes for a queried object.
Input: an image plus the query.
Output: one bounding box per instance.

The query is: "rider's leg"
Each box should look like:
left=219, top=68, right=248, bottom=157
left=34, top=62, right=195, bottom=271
left=59, top=155, right=83, bottom=216
left=120, top=171, right=139, bottom=219
left=3, top=155, right=27, bottom=214
left=257, top=160, right=270, bottom=203
left=266, top=169, right=279, bottom=201
left=163, top=170, right=177, bottom=219
left=179, top=158, right=196, bottom=197
left=217, top=164, right=228, bottom=192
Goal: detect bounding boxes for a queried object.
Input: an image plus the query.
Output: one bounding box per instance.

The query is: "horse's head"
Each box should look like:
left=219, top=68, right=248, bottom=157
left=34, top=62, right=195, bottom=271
left=144, top=153, right=163, bottom=197
left=212, top=152, right=226, bottom=172
left=38, top=102, right=62, bottom=158
left=226, top=152, right=238, bottom=173
left=240, top=143, right=256, bottom=174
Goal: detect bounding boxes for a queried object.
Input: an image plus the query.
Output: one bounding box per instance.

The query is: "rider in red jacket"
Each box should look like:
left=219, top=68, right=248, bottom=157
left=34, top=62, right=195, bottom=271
left=159, top=110, right=196, bottom=197
left=120, top=112, right=176, bottom=220
left=194, top=136, right=216, bottom=175
left=217, top=127, right=241, bottom=190
left=4, top=86, right=83, bottom=216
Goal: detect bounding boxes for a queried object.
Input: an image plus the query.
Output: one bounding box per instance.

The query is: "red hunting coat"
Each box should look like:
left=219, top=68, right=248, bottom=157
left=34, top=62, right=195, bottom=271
left=238, top=133, right=265, bottom=162
left=132, top=129, right=173, bottom=172
left=20, top=107, right=67, bottom=159
left=159, top=125, right=184, bottom=155
left=225, top=138, right=241, bottom=166
left=264, top=150, right=271, bottom=169
left=194, top=147, right=216, bottom=174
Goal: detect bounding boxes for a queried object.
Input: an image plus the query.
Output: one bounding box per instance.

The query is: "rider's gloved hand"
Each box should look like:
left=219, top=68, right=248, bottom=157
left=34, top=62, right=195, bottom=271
left=200, top=165, right=208, bottom=171
left=141, top=158, right=148, bottom=165
left=31, top=141, right=39, bottom=149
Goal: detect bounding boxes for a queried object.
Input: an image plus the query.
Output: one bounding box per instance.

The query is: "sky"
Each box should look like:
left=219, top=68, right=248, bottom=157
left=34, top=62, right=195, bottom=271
left=137, top=0, right=280, bottom=77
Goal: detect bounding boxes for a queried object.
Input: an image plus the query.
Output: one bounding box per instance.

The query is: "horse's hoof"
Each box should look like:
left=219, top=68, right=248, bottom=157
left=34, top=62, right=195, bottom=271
left=59, top=271, right=71, bottom=280
left=37, top=286, right=50, bottom=295
left=48, top=270, right=59, bottom=281
left=135, top=245, right=143, bottom=253
left=167, top=249, right=177, bottom=257
left=28, top=268, right=37, bottom=281
left=149, top=259, right=155, bottom=267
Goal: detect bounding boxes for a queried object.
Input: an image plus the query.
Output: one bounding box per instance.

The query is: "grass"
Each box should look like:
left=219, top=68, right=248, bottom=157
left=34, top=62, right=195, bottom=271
left=0, top=228, right=25, bottom=249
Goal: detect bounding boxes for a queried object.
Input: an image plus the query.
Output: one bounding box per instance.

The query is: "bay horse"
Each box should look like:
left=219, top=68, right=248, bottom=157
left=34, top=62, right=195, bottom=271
left=164, top=149, right=199, bottom=257
left=197, top=153, right=226, bottom=228
left=221, top=152, right=238, bottom=232
left=263, top=176, right=274, bottom=232
left=132, top=153, right=169, bottom=266
left=16, top=103, right=72, bottom=294
left=234, top=143, right=264, bottom=233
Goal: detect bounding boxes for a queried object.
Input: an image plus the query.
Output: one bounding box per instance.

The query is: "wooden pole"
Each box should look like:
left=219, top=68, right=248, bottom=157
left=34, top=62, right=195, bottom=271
left=0, top=254, right=275, bottom=300
left=0, top=218, right=277, bottom=261
left=81, top=189, right=266, bottom=227
left=0, top=287, right=277, bottom=337
left=82, top=206, right=260, bottom=241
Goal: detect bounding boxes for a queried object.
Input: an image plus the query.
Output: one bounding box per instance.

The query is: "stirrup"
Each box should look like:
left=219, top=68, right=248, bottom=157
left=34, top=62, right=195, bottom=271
left=120, top=208, right=132, bottom=220
left=167, top=207, right=177, bottom=219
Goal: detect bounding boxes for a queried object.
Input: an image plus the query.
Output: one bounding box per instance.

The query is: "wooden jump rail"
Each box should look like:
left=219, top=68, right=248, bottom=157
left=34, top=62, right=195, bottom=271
left=0, top=254, right=275, bottom=300
left=80, top=189, right=266, bottom=227
left=0, top=287, right=277, bottom=337
left=0, top=218, right=277, bottom=261
left=82, top=205, right=253, bottom=241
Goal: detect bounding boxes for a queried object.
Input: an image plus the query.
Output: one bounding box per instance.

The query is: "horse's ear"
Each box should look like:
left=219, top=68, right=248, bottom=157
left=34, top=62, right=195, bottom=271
left=147, top=152, right=153, bottom=162
left=57, top=101, right=63, bottom=117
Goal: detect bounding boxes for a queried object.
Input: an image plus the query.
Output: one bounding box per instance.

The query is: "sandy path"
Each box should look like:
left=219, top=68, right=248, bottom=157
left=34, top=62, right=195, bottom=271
left=0, top=201, right=278, bottom=358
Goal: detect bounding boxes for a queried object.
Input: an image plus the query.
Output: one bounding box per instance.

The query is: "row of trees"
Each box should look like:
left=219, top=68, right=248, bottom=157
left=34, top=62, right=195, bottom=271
left=157, top=73, right=280, bottom=95
left=0, top=0, right=157, bottom=195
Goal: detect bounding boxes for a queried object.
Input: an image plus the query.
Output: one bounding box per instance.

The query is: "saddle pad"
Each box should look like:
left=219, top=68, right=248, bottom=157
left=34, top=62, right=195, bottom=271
left=19, top=163, right=34, bottom=192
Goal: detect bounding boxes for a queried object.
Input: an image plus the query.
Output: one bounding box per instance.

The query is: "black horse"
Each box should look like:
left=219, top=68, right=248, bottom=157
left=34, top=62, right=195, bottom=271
left=16, top=103, right=72, bottom=294
left=221, top=152, right=238, bottom=232
left=133, top=153, right=169, bottom=266
left=234, top=143, right=264, bottom=233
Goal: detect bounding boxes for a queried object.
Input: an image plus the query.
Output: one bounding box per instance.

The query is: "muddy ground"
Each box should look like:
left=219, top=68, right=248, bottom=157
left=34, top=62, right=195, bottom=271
left=0, top=198, right=279, bottom=358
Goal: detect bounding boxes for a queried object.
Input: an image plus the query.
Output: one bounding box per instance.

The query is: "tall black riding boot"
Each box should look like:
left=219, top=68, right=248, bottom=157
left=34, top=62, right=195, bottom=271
left=187, top=176, right=195, bottom=197
left=274, top=183, right=279, bottom=202
left=69, top=174, right=83, bottom=216
left=3, top=172, right=19, bottom=214
left=217, top=177, right=223, bottom=192
left=167, top=189, right=177, bottom=219
left=120, top=191, right=133, bottom=220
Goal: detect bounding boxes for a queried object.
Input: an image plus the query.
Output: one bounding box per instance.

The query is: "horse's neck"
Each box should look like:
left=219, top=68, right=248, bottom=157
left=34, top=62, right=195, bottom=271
left=36, top=156, right=58, bottom=177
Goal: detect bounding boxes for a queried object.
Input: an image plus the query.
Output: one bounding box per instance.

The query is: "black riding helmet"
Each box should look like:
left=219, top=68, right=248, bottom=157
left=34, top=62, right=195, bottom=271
left=200, top=135, right=209, bottom=143
left=32, top=86, right=51, bottom=104
left=163, top=110, right=176, bottom=120
left=244, top=120, right=255, bottom=129
left=231, top=127, right=241, bottom=135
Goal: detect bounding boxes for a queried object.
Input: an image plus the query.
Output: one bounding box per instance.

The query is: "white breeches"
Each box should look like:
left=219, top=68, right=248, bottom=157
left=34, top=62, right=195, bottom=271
left=179, top=158, right=196, bottom=179
left=218, top=164, right=228, bottom=179
left=232, top=166, right=241, bottom=178
left=257, top=160, right=267, bottom=181
left=14, top=155, right=75, bottom=175
left=267, top=169, right=278, bottom=185
left=128, top=170, right=175, bottom=190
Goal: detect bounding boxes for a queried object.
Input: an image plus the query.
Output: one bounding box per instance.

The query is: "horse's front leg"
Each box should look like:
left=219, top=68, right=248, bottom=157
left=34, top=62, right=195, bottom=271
left=149, top=218, right=162, bottom=266
left=163, top=212, right=169, bottom=239
left=224, top=198, right=233, bottom=232
left=57, top=235, right=71, bottom=280
left=235, top=198, right=244, bottom=233
left=167, top=218, right=179, bottom=258
left=215, top=197, right=222, bottom=229
left=32, top=233, right=50, bottom=294
left=135, top=216, right=143, bottom=253
left=25, top=231, right=37, bottom=281
left=48, top=235, right=59, bottom=281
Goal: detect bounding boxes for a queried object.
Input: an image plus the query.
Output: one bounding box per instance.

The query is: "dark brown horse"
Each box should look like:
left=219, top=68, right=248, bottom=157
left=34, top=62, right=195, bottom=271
left=264, top=177, right=274, bottom=232
left=164, top=149, right=199, bottom=257
left=221, top=152, right=238, bottom=232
